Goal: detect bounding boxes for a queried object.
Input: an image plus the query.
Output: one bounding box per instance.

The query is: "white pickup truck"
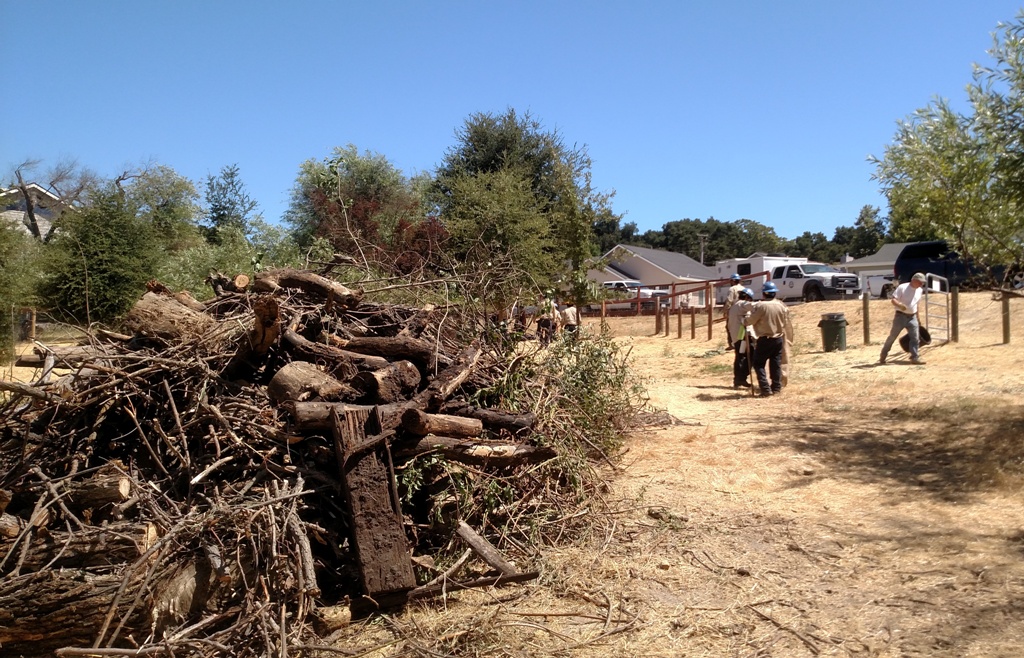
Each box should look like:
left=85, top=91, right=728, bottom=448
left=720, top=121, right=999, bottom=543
left=768, top=262, right=861, bottom=302
left=866, top=274, right=897, bottom=299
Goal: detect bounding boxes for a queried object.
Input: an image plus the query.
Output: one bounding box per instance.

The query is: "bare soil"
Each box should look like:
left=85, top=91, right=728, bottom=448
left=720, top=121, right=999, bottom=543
left=373, top=292, right=1024, bottom=657
left=7, top=293, right=1024, bottom=656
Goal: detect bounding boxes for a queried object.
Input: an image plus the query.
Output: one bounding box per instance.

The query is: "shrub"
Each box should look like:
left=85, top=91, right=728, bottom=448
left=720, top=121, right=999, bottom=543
left=40, top=186, right=160, bottom=325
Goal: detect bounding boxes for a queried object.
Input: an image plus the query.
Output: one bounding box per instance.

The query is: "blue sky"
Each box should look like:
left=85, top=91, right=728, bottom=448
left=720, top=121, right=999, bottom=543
left=3, top=1, right=1022, bottom=241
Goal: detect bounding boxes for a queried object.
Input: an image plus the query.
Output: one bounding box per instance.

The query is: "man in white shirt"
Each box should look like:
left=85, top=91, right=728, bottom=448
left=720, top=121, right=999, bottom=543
left=879, top=272, right=927, bottom=365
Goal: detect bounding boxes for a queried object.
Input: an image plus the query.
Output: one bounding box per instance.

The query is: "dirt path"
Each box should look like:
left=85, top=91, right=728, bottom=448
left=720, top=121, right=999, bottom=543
left=561, top=293, right=1024, bottom=656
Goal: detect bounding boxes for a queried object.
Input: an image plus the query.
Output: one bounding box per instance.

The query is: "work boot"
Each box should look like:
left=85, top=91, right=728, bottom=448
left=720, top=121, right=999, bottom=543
left=910, top=357, right=926, bottom=365
left=759, top=389, right=773, bottom=397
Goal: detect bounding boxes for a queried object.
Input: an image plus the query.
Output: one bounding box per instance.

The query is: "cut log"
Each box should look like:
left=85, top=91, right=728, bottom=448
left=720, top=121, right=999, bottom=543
left=331, top=408, right=416, bottom=597
left=16, top=345, right=111, bottom=369
left=397, top=303, right=436, bottom=338
left=287, top=401, right=413, bottom=432
left=401, top=409, right=483, bottom=438
left=334, top=335, right=448, bottom=370
left=0, top=522, right=158, bottom=574
left=440, top=402, right=537, bottom=436
left=205, top=270, right=249, bottom=296
left=268, top=361, right=354, bottom=404
left=0, top=569, right=146, bottom=657
left=414, top=345, right=482, bottom=411
left=282, top=328, right=361, bottom=381
left=0, top=512, right=23, bottom=539
left=124, top=291, right=217, bottom=342
left=253, top=268, right=362, bottom=308
left=319, top=332, right=392, bottom=369
left=223, top=295, right=281, bottom=380
left=144, top=280, right=208, bottom=312
left=397, top=435, right=556, bottom=467
left=353, top=361, right=422, bottom=404
left=65, top=463, right=133, bottom=513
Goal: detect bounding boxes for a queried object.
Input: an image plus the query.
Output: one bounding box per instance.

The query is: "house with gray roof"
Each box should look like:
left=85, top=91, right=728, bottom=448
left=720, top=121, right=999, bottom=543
left=1, top=183, right=60, bottom=240
left=841, top=242, right=910, bottom=290
left=588, top=244, right=719, bottom=307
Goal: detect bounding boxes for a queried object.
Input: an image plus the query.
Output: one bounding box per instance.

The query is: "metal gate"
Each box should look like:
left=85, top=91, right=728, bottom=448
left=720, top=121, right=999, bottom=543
left=923, top=274, right=950, bottom=344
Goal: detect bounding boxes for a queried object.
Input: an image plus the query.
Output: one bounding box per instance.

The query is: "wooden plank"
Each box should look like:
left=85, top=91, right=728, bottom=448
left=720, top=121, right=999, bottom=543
left=331, top=407, right=416, bottom=597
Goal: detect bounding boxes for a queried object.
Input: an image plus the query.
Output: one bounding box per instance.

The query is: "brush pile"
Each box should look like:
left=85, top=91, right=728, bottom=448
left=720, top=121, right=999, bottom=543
left=0, top=267, right=639, bottom=657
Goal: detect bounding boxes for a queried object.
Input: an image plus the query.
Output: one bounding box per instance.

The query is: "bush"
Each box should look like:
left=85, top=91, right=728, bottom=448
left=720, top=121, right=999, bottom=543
left=40, top=187, right=160, bottom=325
left=0, top=224, right=42, bottom=359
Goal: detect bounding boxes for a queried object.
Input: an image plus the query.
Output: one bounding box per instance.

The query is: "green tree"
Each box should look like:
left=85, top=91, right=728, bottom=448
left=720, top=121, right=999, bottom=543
left=41, top=185, right=160, bottom=324
left=872, top=13, right=1024, bottom=270
left=204, top=164, right=260, bottom=244
left=0, top=224, right=41, bottom=357
left=286, top=145, right=430, bottom=273
left=434, top=109, right=616, bottom=304
left=783, top=231, right=843, bottom=263
left=847, top=205, right=887, bottom=258
left=124, top=165, right=203, bottom=252
left=442, top=165, right=553, bottom=306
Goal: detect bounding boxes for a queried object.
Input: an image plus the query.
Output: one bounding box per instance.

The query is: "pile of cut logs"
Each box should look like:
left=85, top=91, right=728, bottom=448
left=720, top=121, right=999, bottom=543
left=0, top=268, right=555, bottom=657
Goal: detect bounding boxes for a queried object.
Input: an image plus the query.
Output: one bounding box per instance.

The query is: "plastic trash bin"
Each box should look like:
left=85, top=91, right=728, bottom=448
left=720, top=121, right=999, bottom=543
left=818, top=313, right=847, bottom=352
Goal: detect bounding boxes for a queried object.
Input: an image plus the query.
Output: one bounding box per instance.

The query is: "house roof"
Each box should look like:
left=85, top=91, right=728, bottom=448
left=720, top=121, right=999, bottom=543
left=1, top=184, right=61, bottom=238
left=606, top=244, right=718, bottom=280
left=842, top=243, right=910, bottom=271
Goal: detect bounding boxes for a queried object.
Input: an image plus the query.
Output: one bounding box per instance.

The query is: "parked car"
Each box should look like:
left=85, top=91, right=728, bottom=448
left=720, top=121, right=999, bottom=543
left=892, top=241, right=1004, bottom=290
left=591, top=280, right=658, bottom=310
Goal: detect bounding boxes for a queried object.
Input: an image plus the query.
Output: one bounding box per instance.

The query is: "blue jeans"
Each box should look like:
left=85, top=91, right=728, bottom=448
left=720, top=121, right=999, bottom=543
left=881, top=312, right=919, bottom=361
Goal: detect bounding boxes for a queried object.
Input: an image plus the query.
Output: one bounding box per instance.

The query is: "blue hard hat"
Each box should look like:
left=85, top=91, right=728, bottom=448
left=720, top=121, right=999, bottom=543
left=762, top=281, right=778, bottom=294
left=742, top=287, right=754, bottom=298
left=730, top=273, right=741, bottom=281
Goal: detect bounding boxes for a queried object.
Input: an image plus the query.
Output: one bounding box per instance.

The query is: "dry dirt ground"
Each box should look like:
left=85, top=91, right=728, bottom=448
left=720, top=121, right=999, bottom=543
left=5, top=293, right=1024, bottom=657
left=374, top=293, right=1024, bottom=658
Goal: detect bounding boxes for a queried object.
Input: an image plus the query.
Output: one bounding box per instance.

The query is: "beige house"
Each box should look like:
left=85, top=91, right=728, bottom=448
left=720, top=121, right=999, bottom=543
left=588, top=244, right=718, bottom=307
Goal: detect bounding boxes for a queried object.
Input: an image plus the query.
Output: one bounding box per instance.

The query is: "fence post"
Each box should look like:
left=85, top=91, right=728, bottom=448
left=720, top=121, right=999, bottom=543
left=677, top=306, right=683, bottom=339
left=862, top=292, right=870, bottom=345
left=706, top=283, right=713, bottom=341
left=1003, top=293, right=1011, bottom=345
left=664, top=305, right=670, bottom=337
left=690, top=308, right=696, bottom=339
left=655, top=304, right=662, bottom=334
left=951, top=287, right=959, bottom=343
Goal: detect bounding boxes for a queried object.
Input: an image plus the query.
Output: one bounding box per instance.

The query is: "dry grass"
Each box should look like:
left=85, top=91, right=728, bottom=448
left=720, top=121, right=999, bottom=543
left=7, top=294, right=1024, bottom=657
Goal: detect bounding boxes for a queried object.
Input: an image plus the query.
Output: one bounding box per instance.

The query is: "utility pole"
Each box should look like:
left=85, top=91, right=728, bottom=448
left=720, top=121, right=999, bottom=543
left=696, top=233, right=709, bottom=265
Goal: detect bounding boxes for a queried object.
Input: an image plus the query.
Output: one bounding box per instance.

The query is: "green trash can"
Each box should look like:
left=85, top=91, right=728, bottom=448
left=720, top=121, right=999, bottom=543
left=818, top=313, right=847, bottom=352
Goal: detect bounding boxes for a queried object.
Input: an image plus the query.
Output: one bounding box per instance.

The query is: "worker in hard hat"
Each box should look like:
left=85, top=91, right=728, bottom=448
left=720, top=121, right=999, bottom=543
left=727, top=287, right=755, bottom=389
left=744, top=281, right=791, bottom=396
left=722, top=273, right=745, bottom=347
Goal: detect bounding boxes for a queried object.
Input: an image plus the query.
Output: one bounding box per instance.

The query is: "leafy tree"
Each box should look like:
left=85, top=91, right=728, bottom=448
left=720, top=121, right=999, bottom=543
left=434, top=109, right=616, bottom=304
left=124, top=165, right=203, bottom=252
left=872, top=13, right=1024, bottom=271
left=847, top=205, right=887, bottom=258
left=782, top=231, right=843, bottom=263
left=286, top=145, right=431, bottom=274
left=204, top=164, right=260, bottom=244
left=630, top=217, right=783, bottom=263
left=442, top=165, right=554, bottom=306
left=0, top=224, right=41, bottom=357
left=41, top=184, right=160, bottom=324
